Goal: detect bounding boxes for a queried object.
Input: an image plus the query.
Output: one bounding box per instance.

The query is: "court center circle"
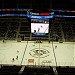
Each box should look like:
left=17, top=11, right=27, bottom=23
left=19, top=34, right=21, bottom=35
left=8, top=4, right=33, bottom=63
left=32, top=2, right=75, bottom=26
left=29, top=48, right=50, bottom=58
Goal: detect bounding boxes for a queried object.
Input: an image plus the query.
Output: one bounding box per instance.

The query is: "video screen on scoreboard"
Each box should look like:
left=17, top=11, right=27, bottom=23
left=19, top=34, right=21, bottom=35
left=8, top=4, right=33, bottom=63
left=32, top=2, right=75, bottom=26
left=31, top=19, right=49, bottom=35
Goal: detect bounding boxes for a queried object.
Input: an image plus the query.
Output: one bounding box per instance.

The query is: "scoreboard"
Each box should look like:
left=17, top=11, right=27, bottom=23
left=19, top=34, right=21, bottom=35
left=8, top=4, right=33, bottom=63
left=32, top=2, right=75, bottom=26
left=31, top=19, right=49, bottom=35
left=28, top=12, right=54, bottom=16
left=27, top=11, right=54, bottom=19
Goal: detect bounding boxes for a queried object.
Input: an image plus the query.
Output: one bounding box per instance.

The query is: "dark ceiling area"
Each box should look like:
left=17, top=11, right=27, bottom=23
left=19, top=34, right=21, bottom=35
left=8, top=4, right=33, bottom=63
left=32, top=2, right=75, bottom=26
left=0, top=0, right=75, bottom=10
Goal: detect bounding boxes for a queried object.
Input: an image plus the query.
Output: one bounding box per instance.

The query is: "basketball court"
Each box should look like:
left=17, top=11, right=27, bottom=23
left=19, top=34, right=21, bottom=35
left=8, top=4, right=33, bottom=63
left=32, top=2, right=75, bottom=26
left=0, top=40, right=74, bottom=66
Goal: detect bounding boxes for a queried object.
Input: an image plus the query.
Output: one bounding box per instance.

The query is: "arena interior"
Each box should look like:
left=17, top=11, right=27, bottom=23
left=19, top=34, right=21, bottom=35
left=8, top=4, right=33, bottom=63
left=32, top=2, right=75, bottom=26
left=0, top=0, right=75, bottom=75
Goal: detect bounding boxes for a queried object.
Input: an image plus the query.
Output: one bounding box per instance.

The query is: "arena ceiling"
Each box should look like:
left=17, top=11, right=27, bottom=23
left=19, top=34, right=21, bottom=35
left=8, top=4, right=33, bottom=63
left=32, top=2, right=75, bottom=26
left=0, top=0, right=75, bottom=10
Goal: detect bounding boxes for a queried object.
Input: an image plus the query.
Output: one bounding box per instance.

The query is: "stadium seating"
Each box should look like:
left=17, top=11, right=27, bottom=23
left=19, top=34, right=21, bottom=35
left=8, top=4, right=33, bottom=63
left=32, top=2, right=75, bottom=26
left=0, top=65, right=75, bottom=75
left=0, top=17, right=75, bottom=42
left=0, top=65, right=21, bottom=75
left=22, top=66, right=55, bottom=75
left=56, top=66, right=75, bottom=75
left=0, top=22, right=8, bottom=38
left=6, top=23, right=19, bottom=39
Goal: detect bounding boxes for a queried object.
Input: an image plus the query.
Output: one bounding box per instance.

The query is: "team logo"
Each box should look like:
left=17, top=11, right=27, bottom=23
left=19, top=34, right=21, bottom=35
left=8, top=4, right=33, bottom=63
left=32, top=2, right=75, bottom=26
left=29, top=48, right=50, bottom=58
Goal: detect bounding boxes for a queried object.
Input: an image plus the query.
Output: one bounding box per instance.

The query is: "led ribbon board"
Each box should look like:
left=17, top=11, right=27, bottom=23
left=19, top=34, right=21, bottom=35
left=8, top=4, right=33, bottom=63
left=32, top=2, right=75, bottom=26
left=27, top=15, right=53, bottom=19
left=0, top=9, right=75, bottom=12
left=0, top=14, right=75, bottom=18
left=0, top=14, right=27, bottom=16
left=0, top=14, right=54, bottom=19
left=54, top=15, right=75, bottom=17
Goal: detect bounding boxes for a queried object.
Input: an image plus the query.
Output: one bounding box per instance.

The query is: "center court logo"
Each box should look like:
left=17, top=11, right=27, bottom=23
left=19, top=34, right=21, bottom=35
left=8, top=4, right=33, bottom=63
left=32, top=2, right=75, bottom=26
left=29, top=48, right=50, bottom=58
